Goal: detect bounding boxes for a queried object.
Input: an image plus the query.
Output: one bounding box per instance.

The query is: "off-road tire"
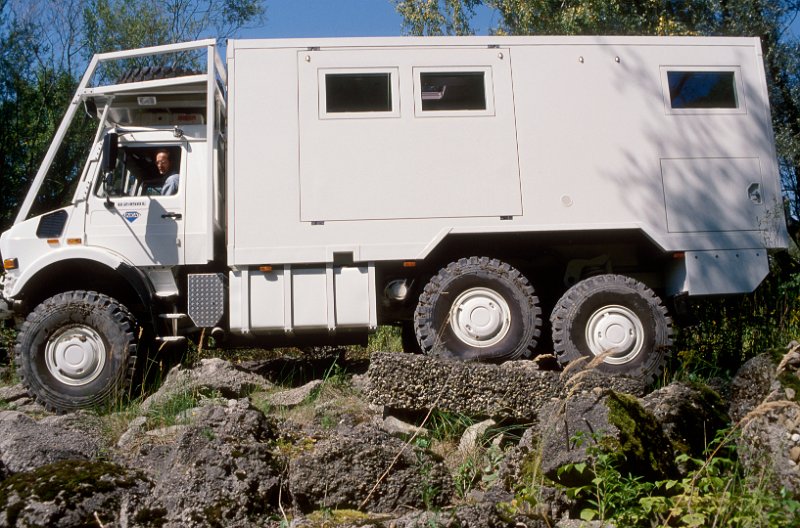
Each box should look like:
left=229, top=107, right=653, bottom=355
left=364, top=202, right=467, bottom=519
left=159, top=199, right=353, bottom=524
left=14, top=291, right=138, bottom=413
left=550, top=274, right=672, bottom=383
left=414, top=257, right=542, bottom=361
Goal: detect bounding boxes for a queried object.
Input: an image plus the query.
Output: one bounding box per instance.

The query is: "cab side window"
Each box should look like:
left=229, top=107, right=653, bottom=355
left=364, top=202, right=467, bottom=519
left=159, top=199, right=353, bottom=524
left=96, top=147, right=181, bottom=197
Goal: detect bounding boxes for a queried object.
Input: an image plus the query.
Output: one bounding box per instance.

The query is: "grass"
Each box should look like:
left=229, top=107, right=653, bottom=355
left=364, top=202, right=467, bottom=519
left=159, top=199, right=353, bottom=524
left=251, top=359, right=370, bottom=431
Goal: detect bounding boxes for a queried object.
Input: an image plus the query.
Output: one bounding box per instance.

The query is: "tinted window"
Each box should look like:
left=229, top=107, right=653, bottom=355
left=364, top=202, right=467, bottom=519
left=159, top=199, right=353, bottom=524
left=420, top=72, right=486, bottom=111
left=326, top=73, right=392, bottom=113
left=667, top=71, right=737, bottom=109
left=96, top=147, right=181, bottom=197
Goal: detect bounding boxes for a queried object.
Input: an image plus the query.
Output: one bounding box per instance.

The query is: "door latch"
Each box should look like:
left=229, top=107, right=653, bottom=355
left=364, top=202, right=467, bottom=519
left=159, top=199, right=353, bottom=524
left=747, top=183, right=762, bottom=205
left=161, top=212, right=183, bottom=220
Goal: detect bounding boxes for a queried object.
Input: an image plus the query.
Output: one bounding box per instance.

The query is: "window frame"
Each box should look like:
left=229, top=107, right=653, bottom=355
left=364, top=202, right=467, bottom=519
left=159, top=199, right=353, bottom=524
left=318, top=68, right=400, bottom=119
left=660, top=66, right=745, bottom=115
left=413, top=66, right=495, bottom=118
left=94, top=145, right=183, bottom=198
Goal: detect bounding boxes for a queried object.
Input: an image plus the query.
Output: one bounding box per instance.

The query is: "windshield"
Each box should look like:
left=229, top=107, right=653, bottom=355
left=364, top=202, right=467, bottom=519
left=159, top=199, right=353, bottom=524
left=27, top=110, right=95, bottom=219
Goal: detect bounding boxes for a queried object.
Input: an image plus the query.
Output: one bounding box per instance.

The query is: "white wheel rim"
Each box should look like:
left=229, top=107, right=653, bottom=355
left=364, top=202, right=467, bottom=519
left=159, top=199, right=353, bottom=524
left=585, top=304, right=645, bottom=365
left=45, top=325, right=107, bottom=386
left=449, top=287, right=511, bottom=348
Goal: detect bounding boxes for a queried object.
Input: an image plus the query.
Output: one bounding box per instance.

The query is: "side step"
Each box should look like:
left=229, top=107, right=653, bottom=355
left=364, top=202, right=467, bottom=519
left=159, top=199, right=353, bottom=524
left=158, top=312, right=188, bottom=342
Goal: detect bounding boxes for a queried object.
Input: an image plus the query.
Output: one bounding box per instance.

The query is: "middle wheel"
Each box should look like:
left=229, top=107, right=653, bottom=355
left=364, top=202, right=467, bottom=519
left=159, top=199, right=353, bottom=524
left=414, top=257, right=542, bottom=361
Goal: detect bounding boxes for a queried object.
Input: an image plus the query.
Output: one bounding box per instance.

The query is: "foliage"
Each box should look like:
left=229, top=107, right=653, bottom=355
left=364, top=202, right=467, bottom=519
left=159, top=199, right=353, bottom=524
left=82, top=0, right=264, bottom=80
left=395, top=0, right=481, bottom=36
left=673, top=259, right=800, bottom=380
left=365, top=325, right=404, bottom=354
left=426, top=409, right=476, bottom=441
left=556, top=430, right=800, bottom=527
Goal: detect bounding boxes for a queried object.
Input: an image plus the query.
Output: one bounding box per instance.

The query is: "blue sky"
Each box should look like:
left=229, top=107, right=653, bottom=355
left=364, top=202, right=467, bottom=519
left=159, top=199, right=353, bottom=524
left=247, top=0, right=799, bottom=39
left=241, top=0, right=496, bottom=38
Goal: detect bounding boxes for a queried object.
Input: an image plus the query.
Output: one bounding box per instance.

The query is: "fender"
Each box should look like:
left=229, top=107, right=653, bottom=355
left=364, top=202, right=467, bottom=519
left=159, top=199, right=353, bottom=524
left=7, top=246, right=158, bottom=327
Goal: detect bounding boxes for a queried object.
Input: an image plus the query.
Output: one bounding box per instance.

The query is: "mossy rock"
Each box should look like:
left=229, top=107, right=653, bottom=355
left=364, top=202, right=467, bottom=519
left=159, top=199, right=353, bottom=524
left=641, top=381, right=730, bottom=459
left=0, top=459, right=150, bottom=527
left=540, top=390, right=676, bottom=487
left=606, top=392, right=677, bottom=480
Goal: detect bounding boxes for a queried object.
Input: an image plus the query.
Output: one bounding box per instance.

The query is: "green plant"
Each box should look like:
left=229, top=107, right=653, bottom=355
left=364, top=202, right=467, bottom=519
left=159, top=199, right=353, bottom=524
left=427, top=410, right=475, bottom=442
left=365, top=325, right=403, bottom=353
left=454, top=456, right=479, bottom=498
left=556, top=429, right=800, bottom=528
left=672, top=265, right=800, bottom=382
left=144, top=388, right=199, bottom=430
left=558, top=432, right=645, bottom=523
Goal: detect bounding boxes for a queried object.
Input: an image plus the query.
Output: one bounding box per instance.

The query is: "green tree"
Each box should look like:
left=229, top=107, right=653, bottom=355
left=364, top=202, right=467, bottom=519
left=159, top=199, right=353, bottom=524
left=395, top=0, right=481, bottom=35
left=0, top=0, right=265, bottom=229
left=0, top=1, right=77, bottom=223
left=83, top=0, right=264, bottom=79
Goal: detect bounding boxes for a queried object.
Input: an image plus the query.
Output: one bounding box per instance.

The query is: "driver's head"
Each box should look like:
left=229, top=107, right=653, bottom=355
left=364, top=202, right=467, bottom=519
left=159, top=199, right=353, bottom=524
left=155, top=150, right=171, bottom=175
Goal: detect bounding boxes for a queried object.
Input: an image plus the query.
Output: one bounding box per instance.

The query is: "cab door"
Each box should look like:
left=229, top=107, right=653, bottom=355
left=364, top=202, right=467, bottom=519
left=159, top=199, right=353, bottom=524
left=85, top=145, right=185, bottom=266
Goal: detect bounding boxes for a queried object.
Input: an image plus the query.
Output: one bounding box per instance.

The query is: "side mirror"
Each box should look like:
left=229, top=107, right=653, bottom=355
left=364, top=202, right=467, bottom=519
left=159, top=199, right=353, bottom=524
left=101, top=133, right=118, bottom=208
left=102, top=132, right=118, bottom=174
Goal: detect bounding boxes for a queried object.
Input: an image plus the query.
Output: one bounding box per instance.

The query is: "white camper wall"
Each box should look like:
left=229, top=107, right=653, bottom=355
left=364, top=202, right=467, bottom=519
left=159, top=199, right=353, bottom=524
left=227, top=36, right=785, bottom=268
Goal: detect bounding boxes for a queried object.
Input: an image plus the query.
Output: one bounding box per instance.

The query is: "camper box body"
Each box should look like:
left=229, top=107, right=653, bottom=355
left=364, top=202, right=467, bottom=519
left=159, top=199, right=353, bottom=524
left=225, top=36, right=784, bottom=335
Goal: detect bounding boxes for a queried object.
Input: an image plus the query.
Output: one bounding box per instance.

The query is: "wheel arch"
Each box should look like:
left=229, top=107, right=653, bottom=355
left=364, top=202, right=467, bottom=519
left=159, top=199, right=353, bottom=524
left=11, top=249, right=157, bottom=328
left=396, top=228, right=672, bottom=313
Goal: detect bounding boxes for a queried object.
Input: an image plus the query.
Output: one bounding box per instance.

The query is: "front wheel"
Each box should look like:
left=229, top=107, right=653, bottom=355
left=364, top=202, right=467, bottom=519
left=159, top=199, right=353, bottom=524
left=414, top=257, right=542, bottom=361
left=550, top=274, right=672, bottom=383
left=15, top=291, right=138, bottom=413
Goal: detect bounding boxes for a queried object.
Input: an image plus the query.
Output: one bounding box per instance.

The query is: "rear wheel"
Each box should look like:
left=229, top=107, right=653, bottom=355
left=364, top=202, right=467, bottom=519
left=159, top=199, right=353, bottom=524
left=15, top=291, right=138, bottom=413
left=550, top=274, right=672, bottom=383
left=414, top=257, right=542, bottom=361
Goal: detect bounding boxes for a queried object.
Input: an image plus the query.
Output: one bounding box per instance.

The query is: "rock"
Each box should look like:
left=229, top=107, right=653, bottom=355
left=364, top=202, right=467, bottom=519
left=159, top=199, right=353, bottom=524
left=121, top=399, right=282, bottom=526
left=556, top=520, right=615, bottom=528
left=0, top=383, right=46, bottom=414
left=0, top=459, right=150, bottom=528
left=641, top=381, right=728, bottom=459
left=264, top=379, right=322, bottom=407
left=0, top=384, right=28, bottom=402
left=729, top=354, right=780, bottom=422
left=288, top=422, right=453, bottom=512
left=140, top=357, right=272, bottom=413
left=454, top=488, right=517, bottom=527
left=564, top=368, right=647, bottom=397
left=366, top=352, right=649, bottom=422
left=737, top=400, right=800, bottom=497
left=365, top=351, right=562, bottom=420
left=381, top=415, right=429, bottom=437
left=459, top=419, right=496, bottom=455
left=0, top=411, right=105, bottom=474
left=539, top=389, right=676, bottom=486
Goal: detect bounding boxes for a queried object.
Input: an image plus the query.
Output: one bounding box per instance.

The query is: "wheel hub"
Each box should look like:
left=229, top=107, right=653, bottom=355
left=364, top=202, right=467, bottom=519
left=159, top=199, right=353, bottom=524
left=450, top=287, right=511, bottom=348
left=45, top=325, right=106, bottom=386
left=585, top=304, right=644, bottom=365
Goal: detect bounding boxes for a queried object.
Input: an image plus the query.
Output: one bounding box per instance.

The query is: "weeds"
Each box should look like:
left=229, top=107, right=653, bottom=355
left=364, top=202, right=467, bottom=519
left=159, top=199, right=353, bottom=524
left=364, top=325, right=403, bottom=354
left=673, top=262, right=800, bottom=381
left=555, top=429, right=800, bottom=528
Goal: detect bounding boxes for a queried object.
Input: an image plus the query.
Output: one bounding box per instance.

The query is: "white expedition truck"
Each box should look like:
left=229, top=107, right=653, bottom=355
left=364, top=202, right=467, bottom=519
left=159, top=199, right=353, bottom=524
left=0, top=36, right=789, bottom=412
